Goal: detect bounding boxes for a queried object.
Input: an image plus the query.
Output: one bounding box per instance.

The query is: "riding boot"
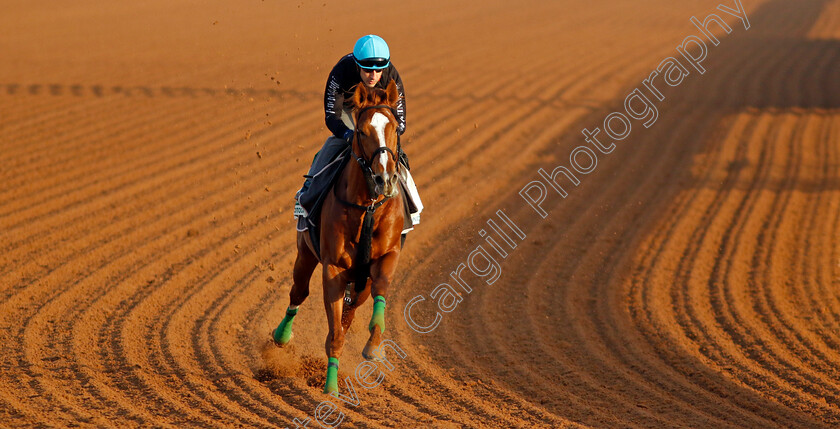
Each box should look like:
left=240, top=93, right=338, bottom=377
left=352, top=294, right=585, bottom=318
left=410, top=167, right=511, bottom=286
left=296, top=178, right=311, bottom=202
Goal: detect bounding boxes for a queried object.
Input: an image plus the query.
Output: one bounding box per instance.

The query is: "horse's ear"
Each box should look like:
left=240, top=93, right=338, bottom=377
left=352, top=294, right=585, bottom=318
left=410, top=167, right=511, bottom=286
left=385, top=80, right=399, bottom=108
left=353, top=84, right=368, bottom=109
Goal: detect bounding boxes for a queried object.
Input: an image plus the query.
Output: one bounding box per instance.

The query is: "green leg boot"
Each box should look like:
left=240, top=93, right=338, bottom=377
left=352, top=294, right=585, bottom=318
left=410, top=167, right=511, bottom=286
left=324, top=357, right=339, bottom=395
left=272, top=307, right=298, bottom=346
left=369, top=296, right=386, bottom=334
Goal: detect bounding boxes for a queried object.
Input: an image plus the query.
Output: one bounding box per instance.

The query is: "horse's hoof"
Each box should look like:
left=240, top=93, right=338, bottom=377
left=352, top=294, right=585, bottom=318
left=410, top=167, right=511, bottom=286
left=270, top=330, right=292, bottom=348
left=361, top=327, right=383, bottom=361
left=272, top=309, right=297, bottom=347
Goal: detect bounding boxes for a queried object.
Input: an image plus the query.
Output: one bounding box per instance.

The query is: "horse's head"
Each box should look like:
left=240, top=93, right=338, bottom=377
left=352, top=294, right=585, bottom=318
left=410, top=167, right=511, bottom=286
left=351, top=80, right=401, bottom=199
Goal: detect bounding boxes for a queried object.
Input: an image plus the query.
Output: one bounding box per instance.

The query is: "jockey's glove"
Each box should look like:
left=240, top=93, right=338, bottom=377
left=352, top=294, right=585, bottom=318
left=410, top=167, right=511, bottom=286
left=342, top=129, right=354, bottom=144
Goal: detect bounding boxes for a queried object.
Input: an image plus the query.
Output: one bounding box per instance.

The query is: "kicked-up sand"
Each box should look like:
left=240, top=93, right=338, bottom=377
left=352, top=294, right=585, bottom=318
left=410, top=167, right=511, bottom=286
left=1, top=0, right=839, bottom=427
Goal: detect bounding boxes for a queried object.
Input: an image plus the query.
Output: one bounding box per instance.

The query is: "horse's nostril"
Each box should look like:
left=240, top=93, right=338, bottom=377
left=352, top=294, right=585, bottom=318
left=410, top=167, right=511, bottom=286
left=374, top=176, right=385, bottom=186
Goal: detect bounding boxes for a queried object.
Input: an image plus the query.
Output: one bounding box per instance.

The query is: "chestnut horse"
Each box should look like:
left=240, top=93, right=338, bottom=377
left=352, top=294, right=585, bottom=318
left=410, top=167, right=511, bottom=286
left=273, top=80, right=405, bottom=394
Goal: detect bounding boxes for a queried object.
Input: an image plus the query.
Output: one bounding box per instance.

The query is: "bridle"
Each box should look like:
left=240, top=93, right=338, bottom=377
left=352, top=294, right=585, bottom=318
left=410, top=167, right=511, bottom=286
left=348, top=104, right=402, bottom=200
left=332, top=104, right=404, bottom=295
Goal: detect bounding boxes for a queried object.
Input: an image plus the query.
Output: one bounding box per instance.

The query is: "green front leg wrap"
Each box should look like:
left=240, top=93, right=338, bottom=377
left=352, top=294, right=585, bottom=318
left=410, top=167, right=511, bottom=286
left=324, top=357, right=339, bottom=394
left=272, top=307, right=298, bottom=346
left=369, top=295, right=386, bottom=334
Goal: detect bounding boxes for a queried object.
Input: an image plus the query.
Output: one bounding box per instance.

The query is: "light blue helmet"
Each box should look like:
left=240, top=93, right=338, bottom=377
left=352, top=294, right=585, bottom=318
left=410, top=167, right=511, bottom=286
left=353, top=34, right=390, bottom=70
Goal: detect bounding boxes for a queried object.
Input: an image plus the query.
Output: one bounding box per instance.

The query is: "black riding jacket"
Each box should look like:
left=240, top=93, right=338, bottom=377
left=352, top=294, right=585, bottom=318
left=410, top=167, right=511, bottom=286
left=324, top=54, right=406, bottom=139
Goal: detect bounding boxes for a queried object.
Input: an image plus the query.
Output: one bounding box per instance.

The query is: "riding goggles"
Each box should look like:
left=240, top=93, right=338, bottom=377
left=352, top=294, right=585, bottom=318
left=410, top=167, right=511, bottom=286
left=356, top=57, right=390, bottom=70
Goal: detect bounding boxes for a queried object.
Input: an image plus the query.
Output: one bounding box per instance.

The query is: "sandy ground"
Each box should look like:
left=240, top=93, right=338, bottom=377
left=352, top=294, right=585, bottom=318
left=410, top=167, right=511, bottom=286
left=2, top=0, right=840, bottom=427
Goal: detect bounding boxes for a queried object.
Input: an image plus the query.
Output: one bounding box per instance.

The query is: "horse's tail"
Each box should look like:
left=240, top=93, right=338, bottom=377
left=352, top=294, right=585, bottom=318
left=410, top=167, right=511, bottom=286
left=354, top=208, right=375, bottom=293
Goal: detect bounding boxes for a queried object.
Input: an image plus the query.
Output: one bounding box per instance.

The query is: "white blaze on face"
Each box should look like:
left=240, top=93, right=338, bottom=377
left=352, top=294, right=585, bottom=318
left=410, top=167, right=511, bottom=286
left=369, top=112, right=391, bottom=173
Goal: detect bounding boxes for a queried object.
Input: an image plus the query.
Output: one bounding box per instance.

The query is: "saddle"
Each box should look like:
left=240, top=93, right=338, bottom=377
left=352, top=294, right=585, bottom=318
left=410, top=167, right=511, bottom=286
left=295, top=148, right=417, bottom=259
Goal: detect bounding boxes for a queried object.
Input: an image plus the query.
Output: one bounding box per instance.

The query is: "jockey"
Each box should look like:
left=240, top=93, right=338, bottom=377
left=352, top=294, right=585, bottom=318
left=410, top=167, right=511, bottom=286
left=296, top=34, right=421, bottom=228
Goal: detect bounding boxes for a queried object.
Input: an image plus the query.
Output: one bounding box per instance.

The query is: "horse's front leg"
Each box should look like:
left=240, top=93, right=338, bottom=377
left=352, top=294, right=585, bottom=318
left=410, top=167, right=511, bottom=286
left=322, top=263, right=346, bottom=395
left=362, top=251, right=400, bottom=360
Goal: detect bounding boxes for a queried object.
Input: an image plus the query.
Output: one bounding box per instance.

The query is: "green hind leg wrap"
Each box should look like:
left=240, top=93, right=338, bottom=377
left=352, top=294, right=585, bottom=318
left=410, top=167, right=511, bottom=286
left=324, top=357, right=339, bottom=394
left=369, top=296, right=386, bottom=334
left=272, top=307, right=298, bottom=346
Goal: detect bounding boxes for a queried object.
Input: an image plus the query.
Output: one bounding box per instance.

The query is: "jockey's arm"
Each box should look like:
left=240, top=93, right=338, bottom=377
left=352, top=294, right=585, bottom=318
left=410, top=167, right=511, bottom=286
left=323, top=58, right=353, bottom=140
left=391, top=67, right=407, bottom=136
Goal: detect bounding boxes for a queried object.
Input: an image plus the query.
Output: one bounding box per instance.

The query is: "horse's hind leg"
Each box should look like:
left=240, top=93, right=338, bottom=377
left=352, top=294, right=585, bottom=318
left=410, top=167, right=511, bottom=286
left=291, top=240, right=318, bottom=306
left=272, top=238, right=318, bottom=347
left=340, top=278, right=371, bottom=333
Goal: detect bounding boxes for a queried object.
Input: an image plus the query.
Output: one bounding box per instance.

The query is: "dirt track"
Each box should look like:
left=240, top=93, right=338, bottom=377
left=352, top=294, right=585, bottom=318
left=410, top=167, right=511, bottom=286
left=2, top=0, right=840, bottom=427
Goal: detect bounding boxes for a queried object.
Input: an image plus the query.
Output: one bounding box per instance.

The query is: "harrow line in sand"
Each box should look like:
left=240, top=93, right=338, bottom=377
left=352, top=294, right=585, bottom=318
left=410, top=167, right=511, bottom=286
left=675, top=113, right=833, bottom=425
left=679, top=114, right=783, bottom=398
left=405, top=41, right=668, bottom=237
left=0, top=95, right=102, bottom=152
left=659, top=15, right=798, bottom=367
left=562, top=119, right=741, bottom=423
left=53, top=198, right=296, bottom=425
left=0, top=94, right=313, bottom=220
left=322, top=116, right=596, bottom=424
left=632, top=112, right=815, bottom=426
left=152, top=215, right=327, bottom=423
left=0, top=95, right=153, bottom=176
left=709, top=113, right=840, bottom=418
left=469, top=108, right=750, bottom=426
left=0, top=97, right=240, bottom=220
left=0, top=100, right=317, bottom=277
left=0, top=114, right=320, bottom=422
left=623, top=0, right=781, bottom=362
left=829, top=115, right=840, bottom=324
left=802, top=115, right=840, bottom=332
left=750, top=115, right=840, bottom=377
left=627, top=110, right=763, bottom=411
left=0, top=73, right=209, bottom=167
left=4, top=0, right=840, bottom=426
left=624, top=110, right=737, bottom=361
left=75, top=178, right=299, bottom=397
left=398, top=52, right=569, bottom=164
left=796, top=119, right=840, bottom=338
left=3, top=202, right=278, bottom=422
left=195, top=253, right=398, bottom=427
left=379, top=41, right=711, bottom=426
left=203, top=264, right=315, bottom=423
left=372, top=55, right=704, bottom=426
left=157, top=259, right=294, bottom=426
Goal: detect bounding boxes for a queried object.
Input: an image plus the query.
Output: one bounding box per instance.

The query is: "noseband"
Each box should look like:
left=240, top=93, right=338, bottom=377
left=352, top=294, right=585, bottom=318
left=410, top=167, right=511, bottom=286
left=350, top=104, right=401, bottom=199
